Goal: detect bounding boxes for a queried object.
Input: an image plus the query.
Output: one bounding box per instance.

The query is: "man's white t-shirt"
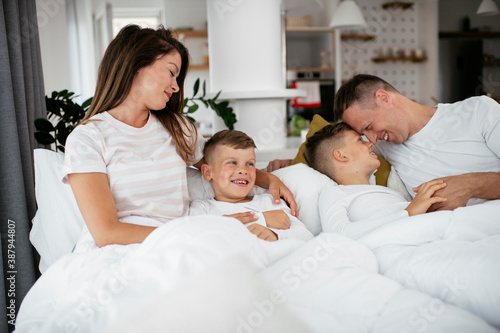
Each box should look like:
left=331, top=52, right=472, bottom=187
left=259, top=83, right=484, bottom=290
left=375, top=96, right=500, bottom=203
left=63, top=111, right=205, bottom=224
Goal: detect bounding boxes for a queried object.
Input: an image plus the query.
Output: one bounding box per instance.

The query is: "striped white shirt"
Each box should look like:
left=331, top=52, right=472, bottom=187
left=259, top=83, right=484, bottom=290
left=63, top=111, right=205, bottom=223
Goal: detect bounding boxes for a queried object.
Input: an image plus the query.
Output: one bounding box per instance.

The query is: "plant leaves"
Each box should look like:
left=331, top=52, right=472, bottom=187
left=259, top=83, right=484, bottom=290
left=81, top=97, right=93, bottom=110
left=34, top=118, right=55, bottom=132
left=192, top=78, right=200, bottom=98
left=34, top=132, right=55, bottom=145
left=202, top=80, right=206, bottom=98
left=187, top=104, right=199, bottom=113
left=213, top=90, right=221, bottom=100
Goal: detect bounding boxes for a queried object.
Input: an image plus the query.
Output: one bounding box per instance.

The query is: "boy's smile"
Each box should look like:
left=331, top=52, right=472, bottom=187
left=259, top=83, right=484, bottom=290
left=203, top=146, right=256, bottom=203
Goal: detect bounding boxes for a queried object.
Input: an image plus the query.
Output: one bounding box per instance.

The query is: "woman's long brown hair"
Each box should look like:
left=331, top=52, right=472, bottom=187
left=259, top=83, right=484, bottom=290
left=83, top=24, right=197, bottom=163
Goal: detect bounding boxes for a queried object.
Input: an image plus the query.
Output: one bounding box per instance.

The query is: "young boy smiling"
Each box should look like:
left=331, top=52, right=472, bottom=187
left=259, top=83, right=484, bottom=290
left=304, top=122, right=447, bottom=238
left=190, top=130, right=313, bottom=242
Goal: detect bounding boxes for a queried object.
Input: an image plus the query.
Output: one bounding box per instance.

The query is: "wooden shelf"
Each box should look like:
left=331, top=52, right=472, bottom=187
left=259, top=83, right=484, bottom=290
left=190, top=64, right=209, bottom=70
left=439, top=31, right=500, bottom=38
left=286, top=27, right=335, bottom=33
left=372, top=56, right=427, bottom=63
left=341, top=34, right=376, bottom=41
left=382, top=1, right=414, bottom=10
left=174, top=29, right=208, bottom=38
left=484, top=60, right=500, bottom=67
left=287, top=67, right=335, bottom=72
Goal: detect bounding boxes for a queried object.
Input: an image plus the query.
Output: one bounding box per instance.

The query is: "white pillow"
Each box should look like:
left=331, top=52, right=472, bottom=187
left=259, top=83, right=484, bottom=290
left=31, top=149, right=85, bottom=273
left=271, top=163, right=336, bottom=236
left=186, top=167, right=214, bottom=200
left=387, top=166, right=413, bottom=201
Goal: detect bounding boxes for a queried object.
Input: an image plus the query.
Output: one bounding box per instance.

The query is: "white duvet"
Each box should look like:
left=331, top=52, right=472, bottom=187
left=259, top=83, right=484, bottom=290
left=16, top=215, right=496, bottom=333
left=348, top=200, right=500, bottom=329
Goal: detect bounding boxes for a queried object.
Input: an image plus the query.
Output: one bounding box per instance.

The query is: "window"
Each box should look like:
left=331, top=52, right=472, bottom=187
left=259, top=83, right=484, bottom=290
left=112, top=8, right=162, bottom=37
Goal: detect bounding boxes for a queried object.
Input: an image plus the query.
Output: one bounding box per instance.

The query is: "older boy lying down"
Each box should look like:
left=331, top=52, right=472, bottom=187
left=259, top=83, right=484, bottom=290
left=304, top=122, right=451, bottom=237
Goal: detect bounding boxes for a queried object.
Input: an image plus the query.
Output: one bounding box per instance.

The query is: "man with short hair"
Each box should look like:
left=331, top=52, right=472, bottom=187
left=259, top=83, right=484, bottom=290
left=334, top=74, right=500, bottom=211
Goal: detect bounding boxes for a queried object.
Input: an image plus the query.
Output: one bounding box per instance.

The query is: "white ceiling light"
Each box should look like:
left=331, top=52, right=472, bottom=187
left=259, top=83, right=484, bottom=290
left=330, top=0, right=367, bottom=29
left=477, top=0, right=499, bottom=16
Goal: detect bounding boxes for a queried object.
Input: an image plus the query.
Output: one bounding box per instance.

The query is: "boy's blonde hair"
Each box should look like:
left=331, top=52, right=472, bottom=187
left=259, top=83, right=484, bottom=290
left=204, top=130, right=256, bottom=164
left=304, top=122, right=352, bottom=180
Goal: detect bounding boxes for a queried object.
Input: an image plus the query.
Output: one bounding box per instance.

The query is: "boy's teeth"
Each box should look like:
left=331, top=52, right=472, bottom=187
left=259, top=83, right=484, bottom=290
left=383, top=133, right=388, bottom=140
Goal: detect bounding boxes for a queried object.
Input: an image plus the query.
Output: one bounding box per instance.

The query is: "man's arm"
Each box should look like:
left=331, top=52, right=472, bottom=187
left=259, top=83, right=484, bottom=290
left=426, top=172, right=500, bottom=211
left=265, top=159, right=292, bottom=172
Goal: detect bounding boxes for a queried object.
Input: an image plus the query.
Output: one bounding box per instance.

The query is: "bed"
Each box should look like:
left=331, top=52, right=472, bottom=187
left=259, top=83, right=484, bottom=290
left=14, top=148, right=500, bottom=332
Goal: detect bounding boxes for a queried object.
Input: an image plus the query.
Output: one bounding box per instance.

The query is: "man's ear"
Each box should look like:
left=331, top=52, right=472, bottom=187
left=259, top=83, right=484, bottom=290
left=374, top=89, right=391, bottom=106
left=333, top=149, right=349, bottom=162
left=201, top=164, right=212, bottom=181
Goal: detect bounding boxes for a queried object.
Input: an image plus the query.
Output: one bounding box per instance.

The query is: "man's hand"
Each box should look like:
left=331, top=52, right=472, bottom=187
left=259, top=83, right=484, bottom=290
left=263, top=210, right=290, bottom=229
left=407, top=180, right=447, bottom=215
left=414, top=172, right=500, bottom=212
left=414, top=175, right=471, bottom=211
left=265, top=159, right=292, bottom=172
left=224, top=212, right=258, bottom=224
left=247, top=224, right=278, bottom=241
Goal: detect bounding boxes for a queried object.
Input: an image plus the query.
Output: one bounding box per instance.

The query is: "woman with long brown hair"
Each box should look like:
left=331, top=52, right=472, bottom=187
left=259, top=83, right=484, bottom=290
left=63, top=25, right=297, bottom=248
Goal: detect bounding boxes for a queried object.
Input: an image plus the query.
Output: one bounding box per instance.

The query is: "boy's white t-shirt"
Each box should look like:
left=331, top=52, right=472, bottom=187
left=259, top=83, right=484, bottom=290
left=319, top=184, right=409, bottom=238
left=63, top=111, right=205, bottom=224
left=190, top=194, right=314, bottom=242
left=375, top=96, right=500, bottom=204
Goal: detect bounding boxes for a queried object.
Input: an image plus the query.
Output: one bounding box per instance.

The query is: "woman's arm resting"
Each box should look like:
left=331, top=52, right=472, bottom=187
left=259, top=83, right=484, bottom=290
left=255, top=169, right=298, bottom=217
left=426, top=172, right=500, bottom=211
left=68, top=173, right=156, bottom=247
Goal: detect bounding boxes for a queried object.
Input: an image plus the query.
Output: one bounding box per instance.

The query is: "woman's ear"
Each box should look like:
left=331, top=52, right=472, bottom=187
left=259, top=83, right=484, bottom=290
left=201, top=164, right=212, bottom=181
left=333, top=149, right=349, bottom=162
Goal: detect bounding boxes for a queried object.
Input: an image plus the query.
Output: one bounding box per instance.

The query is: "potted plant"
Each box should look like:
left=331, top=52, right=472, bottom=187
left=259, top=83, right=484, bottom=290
left=35, top=80, right=236, bottom=152
left=34, top=90, right=92, bottom=152
left=184, top=78, right=236, bottom=130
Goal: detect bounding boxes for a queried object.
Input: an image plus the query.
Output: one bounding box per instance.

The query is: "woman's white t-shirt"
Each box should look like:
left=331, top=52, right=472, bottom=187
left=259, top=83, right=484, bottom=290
left=63, top=111, right=205, bottom=224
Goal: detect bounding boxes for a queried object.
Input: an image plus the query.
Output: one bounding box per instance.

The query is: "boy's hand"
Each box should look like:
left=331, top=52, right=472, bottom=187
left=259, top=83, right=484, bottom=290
left=407, top=180, right=447, bottom=216
left=263, top=210, right=290, bottom=229
left=224, top=212, right=258, bottom=224
left=247, top=224, right=278, bottom=241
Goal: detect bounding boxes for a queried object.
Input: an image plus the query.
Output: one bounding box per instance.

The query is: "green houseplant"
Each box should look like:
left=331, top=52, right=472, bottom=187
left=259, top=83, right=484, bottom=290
left=34, top=90, right=92, bottom=152
left=35, top=80, right=236, bottom=152
left=183, top=78, right=236, bottom=130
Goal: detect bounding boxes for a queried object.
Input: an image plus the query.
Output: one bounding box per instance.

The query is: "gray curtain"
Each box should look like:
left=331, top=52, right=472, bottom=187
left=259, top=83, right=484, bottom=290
left=0, top=0, right=46, bottom=331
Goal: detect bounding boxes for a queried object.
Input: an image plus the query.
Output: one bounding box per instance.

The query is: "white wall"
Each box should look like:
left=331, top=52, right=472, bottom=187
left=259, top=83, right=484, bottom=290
left=334, top=0, right=439, bottom=105
left=36, top=0, right=71, bottom=95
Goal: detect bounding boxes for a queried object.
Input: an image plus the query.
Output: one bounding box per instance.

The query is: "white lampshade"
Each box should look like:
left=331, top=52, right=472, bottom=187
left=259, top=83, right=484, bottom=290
left=477, top=0, right=499, bottom=16
left=330, top=0, right=367, bottom=29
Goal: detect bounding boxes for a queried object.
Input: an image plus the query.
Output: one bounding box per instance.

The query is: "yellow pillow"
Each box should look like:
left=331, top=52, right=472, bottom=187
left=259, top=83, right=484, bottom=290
left=291, top=114, right=391, bottom=186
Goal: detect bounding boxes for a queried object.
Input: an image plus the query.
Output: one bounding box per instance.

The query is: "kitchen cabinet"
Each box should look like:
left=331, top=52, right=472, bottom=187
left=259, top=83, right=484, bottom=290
left=285, top=27, right=336, bottom=72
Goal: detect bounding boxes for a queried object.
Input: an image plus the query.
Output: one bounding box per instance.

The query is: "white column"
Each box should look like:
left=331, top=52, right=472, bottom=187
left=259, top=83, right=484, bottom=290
left=206, top=0, right=304, bottom=150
